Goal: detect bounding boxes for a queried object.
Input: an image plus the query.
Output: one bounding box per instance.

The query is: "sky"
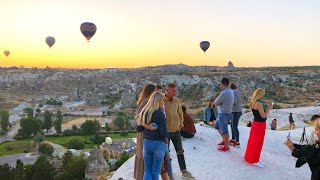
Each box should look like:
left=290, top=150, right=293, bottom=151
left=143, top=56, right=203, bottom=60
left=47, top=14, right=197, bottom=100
left=0, top=0, right=319, bottom=68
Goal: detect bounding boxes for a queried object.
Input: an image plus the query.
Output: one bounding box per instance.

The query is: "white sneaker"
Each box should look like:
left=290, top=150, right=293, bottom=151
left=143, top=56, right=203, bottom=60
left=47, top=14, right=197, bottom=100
left=253, top=162, right=264, bottom=168
left=258, top=161, right=265, bottom=166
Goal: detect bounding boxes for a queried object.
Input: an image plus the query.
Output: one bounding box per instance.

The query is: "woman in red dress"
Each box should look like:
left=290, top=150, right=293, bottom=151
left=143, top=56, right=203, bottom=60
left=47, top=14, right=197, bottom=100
left=244, top=88, right=273, bottom=168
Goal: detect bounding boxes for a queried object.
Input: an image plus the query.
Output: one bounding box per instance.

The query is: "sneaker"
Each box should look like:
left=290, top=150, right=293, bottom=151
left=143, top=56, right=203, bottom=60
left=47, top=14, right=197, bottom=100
left=218, top=146, right=230, bottom=151
left=218, top=141, right=225, bottom=145
left=233, top=142, right=240, bottom=148
left=258, top=161, right=265, bottom=166
left=253, top=162, right=264, bottom=168
left=182, top=170, right=195, bottom=179
left=229, top=139, right=236, bottom=143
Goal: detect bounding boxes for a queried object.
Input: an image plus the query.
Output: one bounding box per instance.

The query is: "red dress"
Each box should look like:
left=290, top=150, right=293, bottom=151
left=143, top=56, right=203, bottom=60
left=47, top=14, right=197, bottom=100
left=244, top=109, right=266, bottom=163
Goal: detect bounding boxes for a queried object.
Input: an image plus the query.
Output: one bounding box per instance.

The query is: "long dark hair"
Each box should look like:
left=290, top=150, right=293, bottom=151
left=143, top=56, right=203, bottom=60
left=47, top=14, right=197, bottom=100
left=137, top=84, right=156, bottom=107
left=208, top=99, right=215, bottom=108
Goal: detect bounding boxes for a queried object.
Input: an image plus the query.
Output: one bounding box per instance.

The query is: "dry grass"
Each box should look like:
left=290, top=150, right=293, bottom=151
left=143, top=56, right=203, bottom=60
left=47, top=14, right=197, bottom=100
left=62, top=117, right=113, bottom=129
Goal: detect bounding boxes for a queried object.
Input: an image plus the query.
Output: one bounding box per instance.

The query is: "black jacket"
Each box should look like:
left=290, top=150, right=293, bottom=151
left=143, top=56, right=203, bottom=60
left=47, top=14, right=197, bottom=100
left=292, top=140, right=320, bottom=180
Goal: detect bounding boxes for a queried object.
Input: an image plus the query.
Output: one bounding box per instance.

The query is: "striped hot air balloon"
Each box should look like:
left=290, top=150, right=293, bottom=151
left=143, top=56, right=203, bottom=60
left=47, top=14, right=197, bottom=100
left=80, top=22, right=97, bottom=42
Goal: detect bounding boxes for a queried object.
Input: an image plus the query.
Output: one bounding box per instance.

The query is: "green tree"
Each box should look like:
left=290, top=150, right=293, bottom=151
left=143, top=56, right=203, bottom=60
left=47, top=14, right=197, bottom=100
left=57, top=101, right=63, bottom=106
left=62, top=150, right=73, bottom=168
left=80, top=119, right=100, bottom=135
left=0, top=163, right=14, bottom=180
left=0, top=109, right=10, bottom=132
left=23, top=107, right=34, bottom=118
left=38, top=142, right=54, bottom=156
left=64, top=155, right=87, bottom=179
left=13, top=160, right=24, bottom=180
left=23, top=164, right=34, bottom=180
left=104, top=122, right=111, bottom=133
left=54, top=109, right=63, bottom=134
left=91, top=133, right=106, bottom=145
left=43, top=110, right=52, bottom=133
left=32, top=118, right=42, bottom=135
left=65, top=137, right=85, bottom=150
left=32, top=156, right=56, bottom=180
left=19, top=117, right=42, bottom=138
left=113, top=116, right=125, bottom=130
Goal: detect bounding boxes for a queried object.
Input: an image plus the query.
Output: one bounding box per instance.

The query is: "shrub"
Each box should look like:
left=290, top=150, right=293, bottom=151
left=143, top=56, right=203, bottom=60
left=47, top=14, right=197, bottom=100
left=115, top=152, right=130, bottom=170
left=38, top=142, right=54, bottom=156
left=104, top=123, right=111, bottom=133
left=80, top=120, right=100, bottom=135
left=63, top=129, right=74, bottom=136
left=65, top=137, right=85, bottom=150
left=33, top=135, right=45, bottom=143
left=273, top=104, right=282, bottom=109
left=70, top=125, right=82, bottom=135
left=6, top=145, right=13, bottom=151
left=90, top=133, right=106, bottom=145
left=120, top=131, right=128, bottom=137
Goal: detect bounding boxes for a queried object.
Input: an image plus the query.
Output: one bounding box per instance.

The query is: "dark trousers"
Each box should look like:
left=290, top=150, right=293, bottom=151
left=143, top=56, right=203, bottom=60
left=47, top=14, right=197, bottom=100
left=231, top=112, right=242, bottom=142
left=169, top=131, right=186, bottom=171
left=180, top=130, right=194, bottom=138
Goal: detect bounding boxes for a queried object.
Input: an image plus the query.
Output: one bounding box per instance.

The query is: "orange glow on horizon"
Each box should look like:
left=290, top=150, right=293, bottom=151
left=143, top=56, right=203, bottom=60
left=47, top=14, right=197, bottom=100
left=0, top=0, right=319, bottom=68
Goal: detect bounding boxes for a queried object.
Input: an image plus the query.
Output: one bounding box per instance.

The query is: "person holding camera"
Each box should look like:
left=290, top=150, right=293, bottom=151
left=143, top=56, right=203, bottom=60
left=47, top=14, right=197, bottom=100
left=284, top=118, right=320, bottom=180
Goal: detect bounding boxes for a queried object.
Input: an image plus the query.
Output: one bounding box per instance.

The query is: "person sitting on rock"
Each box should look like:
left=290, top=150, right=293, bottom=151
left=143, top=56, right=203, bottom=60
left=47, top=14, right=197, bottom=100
left=180, top=106, right=196, bottom=138
left=270, top=119, right=277, bottom=130
left=203, top=99, right=219, bottom=126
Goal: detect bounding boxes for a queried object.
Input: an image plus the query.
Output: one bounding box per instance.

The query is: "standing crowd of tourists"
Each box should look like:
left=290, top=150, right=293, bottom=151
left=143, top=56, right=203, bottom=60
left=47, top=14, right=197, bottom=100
left=133, top=77, right=320, bottom=180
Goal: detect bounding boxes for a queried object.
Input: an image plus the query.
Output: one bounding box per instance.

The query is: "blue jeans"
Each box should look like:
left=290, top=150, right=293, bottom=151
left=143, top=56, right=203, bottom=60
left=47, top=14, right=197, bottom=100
left=143, top=139, right=166, bottom=180
left=165, top=144, right=173, bottom=177
left=231, top=112, right=242, bottom=142
left=215, top=113, right=232, bottom=135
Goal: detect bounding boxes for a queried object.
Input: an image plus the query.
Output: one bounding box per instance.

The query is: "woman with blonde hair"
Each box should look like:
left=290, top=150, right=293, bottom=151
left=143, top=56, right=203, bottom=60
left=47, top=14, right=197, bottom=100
left=285, top=118, right=320, bottom=180
left=134, top=84, right=156, bottom=180
left=137, top=91, right=169, bottom=180
left=244, top=88, right=273, bottom=168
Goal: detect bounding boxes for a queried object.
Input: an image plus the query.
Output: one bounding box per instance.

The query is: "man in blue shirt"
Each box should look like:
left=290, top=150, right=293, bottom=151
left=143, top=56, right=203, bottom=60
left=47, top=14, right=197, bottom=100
left=214, top=77, right=234, bottom=151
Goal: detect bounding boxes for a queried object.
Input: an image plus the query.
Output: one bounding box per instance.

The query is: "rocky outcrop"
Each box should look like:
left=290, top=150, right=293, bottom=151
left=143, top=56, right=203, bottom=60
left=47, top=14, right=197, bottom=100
left=228, top=61, right=234, bottom=68
left=2, top=65, right=320, bottom=110
left=85, top=147, right=110, bottom=180
left=114, top=83, right=138, bottom=110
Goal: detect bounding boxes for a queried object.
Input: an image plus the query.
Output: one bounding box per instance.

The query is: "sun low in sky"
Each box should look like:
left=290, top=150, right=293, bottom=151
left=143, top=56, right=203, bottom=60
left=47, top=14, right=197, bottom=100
left=0, top=0, right=319, bottom=68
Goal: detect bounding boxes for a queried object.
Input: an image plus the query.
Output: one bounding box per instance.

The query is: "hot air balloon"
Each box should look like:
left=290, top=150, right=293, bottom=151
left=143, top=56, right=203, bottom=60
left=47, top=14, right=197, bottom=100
left=4, top=51, right=10, bottom=57
left=200, top=41, right=210, bottom=53
left=45, top=36, right=55, bottom=48
left=80, top=22, right=97, bottom=42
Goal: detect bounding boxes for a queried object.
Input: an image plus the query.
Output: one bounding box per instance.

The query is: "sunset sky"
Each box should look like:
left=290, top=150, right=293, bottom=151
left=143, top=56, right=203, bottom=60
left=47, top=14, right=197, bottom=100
left=0, top=0, right=319, bottom=68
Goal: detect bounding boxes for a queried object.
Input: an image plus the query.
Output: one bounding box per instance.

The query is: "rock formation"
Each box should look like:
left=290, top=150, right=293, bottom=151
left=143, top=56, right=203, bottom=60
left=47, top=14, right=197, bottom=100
left=85, top=147, right=110, bottom=180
